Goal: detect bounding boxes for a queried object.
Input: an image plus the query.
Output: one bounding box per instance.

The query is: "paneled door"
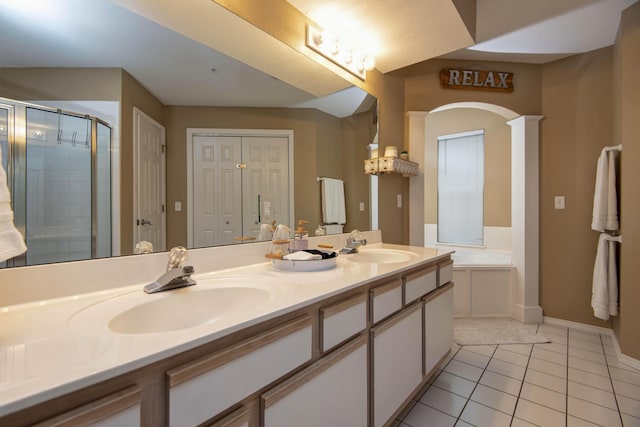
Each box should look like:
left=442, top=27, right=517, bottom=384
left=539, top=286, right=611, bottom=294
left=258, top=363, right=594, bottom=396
left=188, top=129, right=292, bottom=248
left=241, top=136, right=290, bottom=239
left=133, top=108, right=166, bottom=252
left=192, top=135, right=242, bottom=247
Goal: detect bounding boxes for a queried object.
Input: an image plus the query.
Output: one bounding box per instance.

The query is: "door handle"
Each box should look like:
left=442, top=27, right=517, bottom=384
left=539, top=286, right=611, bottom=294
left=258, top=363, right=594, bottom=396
left=138, top=219, right=153, bottom=226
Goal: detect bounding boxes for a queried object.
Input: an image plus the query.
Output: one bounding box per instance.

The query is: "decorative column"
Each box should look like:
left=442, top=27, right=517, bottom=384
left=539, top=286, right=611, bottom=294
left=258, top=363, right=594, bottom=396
left=508, top=115, right=544, bottom=323
left=407, top=111, right=428, bottom=247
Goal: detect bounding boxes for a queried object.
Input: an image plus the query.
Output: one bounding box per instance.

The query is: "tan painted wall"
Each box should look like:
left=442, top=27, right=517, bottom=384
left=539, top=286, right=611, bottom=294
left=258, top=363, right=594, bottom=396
left=0, top=68, right=121, bottom=101
left=540, top=48, right=614, bottom=329
left=425, top=108, right=511, bottom=227
left=162, top=106, right=351, bottom=248
left=614, top=2, right=640, bottom=360
left=120, top=70, right=165, bottom=254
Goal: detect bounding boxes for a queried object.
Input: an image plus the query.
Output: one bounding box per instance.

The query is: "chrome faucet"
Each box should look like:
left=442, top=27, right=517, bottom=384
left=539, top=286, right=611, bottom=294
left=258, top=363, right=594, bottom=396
left=144, top=246, right=196, bottom=294
left=339, top=230, right=368, bottom=254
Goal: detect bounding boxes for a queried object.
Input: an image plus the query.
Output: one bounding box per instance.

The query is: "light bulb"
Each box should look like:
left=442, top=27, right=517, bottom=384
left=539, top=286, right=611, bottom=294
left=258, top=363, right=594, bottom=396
left=363, top=56, right=376, bottom=71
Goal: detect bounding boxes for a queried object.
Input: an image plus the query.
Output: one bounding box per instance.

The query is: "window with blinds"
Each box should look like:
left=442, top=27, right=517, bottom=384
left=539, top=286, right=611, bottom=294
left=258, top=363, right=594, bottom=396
left=437, top=130, right=484, bottom=246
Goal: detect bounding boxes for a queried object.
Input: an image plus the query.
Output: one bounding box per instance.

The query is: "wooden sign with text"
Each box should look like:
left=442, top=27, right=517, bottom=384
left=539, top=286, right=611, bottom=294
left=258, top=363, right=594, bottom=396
left=440, top=68, right=514, bottom=92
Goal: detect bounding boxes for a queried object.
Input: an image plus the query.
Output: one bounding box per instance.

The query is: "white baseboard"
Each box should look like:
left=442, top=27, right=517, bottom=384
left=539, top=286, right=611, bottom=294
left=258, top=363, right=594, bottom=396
left=514, top=304, right=543, bottom=324
left=543, top=316, right=640, bottom=371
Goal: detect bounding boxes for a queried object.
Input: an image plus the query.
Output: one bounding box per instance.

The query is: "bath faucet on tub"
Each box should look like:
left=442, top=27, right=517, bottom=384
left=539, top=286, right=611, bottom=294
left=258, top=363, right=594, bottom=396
left=144, top=246, right=196, bottom=294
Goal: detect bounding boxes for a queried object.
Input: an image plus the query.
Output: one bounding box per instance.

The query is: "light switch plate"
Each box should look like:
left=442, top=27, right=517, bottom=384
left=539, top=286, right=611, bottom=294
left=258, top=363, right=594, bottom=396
left=175, top=201, right=182, bottom=212
left=554, top=196, right=565, bottom=209
left=397, top=194, right=403, bottom=208
left=359, top=202, right=365, bottom=211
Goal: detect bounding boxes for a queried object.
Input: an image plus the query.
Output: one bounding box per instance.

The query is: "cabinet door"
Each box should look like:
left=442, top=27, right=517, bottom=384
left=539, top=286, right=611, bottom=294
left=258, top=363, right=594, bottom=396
left=370, top=279, right=403, bottom=324
left=262, top=335, right=368, bottom=427
left=425, top=283, right=454, bottom=376
left=371, top=303, right=423, bottom=427
left=404, top=265, right=436, bottom=304
left=34, top=386, right=141, bottom=427
left=167, top=316, right=312, bottom=427
left=320, top=293, right=367, bottom=352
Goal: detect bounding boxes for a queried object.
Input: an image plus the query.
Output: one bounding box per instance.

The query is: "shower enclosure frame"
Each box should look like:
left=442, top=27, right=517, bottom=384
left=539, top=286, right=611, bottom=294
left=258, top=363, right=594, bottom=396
left=0, top=97, right=113, bottom=268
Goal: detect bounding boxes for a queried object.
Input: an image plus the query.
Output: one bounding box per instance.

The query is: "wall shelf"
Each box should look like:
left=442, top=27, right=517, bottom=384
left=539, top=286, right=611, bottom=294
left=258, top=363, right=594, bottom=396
left=364, top=157, right=419, bottom=177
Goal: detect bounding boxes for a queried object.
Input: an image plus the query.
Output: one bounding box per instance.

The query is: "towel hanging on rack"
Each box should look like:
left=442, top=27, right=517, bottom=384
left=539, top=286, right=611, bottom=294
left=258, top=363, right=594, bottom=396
left=319, top=177, right=346, bottom=225
left=591, top=233, right=620, bottom=320
left=592, top=147, right=619, bottom=232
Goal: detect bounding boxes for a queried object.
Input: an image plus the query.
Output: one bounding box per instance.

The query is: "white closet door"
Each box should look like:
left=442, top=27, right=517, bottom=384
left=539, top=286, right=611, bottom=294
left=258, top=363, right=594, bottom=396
left=242, top=136, right=290, bottom=237
left=192, top=135, right=242, bottom=247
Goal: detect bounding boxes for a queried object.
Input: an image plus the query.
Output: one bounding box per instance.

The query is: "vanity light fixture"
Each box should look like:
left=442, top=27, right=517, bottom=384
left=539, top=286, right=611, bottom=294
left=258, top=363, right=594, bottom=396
left=306, top=24, right=375, bottom=81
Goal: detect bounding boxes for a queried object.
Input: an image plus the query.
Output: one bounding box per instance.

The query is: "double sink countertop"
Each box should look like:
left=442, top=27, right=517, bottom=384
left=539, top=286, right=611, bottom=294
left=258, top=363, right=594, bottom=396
left=0, top=242, right=451, bottom=416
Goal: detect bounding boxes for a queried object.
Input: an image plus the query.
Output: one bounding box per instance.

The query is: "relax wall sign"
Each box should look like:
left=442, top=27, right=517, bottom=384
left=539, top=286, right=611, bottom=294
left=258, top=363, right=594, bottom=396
left=440, top=68, right=514, bottom=92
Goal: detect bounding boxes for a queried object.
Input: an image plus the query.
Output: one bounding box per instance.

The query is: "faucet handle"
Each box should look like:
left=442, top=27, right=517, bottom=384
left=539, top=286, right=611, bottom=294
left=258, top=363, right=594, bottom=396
left=167, top=246, right=188, bottom=271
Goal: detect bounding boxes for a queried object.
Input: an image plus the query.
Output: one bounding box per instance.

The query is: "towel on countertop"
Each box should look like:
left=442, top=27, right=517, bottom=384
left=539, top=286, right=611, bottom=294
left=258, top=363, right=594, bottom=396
left=591, top=233, right=619, bottom=320
left=592, top=149, right=619, bottom=232
left=0, top=146, right=27, bottom=262
left=321, top=177, right=346, bottom=225
left=258, top=223, right=273, bottom=241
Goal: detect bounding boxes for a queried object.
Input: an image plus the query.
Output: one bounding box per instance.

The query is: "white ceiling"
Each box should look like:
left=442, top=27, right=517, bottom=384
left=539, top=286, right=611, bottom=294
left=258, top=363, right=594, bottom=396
left=0, top=0, right=636, bottom=116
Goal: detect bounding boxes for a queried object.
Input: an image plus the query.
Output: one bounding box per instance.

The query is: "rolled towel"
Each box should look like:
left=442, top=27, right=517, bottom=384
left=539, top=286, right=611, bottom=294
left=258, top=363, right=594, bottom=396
left=283, top=251, right=322, bottom=261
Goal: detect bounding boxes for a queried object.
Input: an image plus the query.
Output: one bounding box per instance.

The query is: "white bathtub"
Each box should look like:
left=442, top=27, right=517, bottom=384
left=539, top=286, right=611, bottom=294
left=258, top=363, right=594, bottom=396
left=435, top=248, right=515, bottom=318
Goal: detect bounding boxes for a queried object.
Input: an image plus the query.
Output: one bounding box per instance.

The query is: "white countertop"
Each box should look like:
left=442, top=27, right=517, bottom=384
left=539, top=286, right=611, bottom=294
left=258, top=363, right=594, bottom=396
left=0, top=242, right=450, bottom=416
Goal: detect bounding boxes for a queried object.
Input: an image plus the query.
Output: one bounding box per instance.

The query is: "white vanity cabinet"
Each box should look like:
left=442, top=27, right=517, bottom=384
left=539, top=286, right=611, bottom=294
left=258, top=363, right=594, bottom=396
left=371, top=303, right=423, bottom=427
left=370, top=279, right=403, bottom=323
left=438, top=259, right=454, bottom=286
left=33, top=386, right=141, bottom=427
left=404, top=265, right=437, bottom=304
left=262, top=335, right=368, bottom=427
left=424, top=283, right=454, bottom=375
left=167, top=316, right=312, bottom=427
left=320, top=293, right=367, bottom=352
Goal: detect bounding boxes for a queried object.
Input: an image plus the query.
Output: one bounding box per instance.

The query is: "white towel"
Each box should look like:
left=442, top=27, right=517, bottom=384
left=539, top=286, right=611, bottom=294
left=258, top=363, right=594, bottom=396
left=606, top=151, right=619, bottom=231
left=591, top=149, right=619, bottom=232
left=258, top=223, right=273, bottom=241
left=321, top=178, right=346, bottom=225
left=0, top=146, right=27, bottom=262
left=591, top=233, right=619, bottom=320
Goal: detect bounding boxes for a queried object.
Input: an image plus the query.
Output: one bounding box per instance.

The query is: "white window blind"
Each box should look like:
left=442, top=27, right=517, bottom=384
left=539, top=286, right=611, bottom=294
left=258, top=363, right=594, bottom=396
left=438, top=130, right=484, bottom=246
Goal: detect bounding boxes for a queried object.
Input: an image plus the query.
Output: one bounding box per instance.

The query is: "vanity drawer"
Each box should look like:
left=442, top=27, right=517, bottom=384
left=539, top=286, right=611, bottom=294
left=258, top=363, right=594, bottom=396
left=370, top=279, right=403, bottom=323
left=404, top=266, right=436, bottom=304
left=438, top=259, right=454, bottom=286
left=167, top=316, right=312, bottom=427
left=320, top=293, right=367, bottom=352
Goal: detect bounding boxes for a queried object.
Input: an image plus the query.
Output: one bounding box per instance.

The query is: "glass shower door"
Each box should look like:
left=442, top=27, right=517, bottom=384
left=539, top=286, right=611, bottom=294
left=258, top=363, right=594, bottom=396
left=25, top=107, right=93, bottom=264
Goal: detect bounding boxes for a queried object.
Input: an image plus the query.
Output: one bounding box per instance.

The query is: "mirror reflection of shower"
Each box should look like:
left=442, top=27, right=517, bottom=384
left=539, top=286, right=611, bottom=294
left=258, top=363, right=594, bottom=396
left=0, top=98, right=113, bottom=267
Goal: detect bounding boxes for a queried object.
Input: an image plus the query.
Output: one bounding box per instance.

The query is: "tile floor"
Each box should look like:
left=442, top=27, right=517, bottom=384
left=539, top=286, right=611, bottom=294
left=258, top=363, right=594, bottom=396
left=399, top=323, right=640, bottom=427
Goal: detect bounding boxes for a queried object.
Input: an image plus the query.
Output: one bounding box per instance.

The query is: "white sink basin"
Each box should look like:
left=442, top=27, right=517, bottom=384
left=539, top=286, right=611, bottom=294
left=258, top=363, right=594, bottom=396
left=108, top=287, right=270, bottom=334
left=348, top=248, right=417, bottom=264
left=67, top=278, right=275, bottom=335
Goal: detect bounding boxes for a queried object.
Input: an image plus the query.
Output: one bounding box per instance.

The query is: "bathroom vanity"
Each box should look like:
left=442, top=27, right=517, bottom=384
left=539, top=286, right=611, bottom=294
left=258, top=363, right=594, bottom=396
left=0, top=233, right=453, bottom=426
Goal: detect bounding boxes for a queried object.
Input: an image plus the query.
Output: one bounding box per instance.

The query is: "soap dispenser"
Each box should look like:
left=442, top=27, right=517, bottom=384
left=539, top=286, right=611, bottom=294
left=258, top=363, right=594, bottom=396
left=291, top=220, right=309, bottom=251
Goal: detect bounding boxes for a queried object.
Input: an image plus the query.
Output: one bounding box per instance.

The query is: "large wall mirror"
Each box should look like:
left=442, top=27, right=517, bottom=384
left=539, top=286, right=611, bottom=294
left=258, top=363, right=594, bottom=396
left=0, top=0, right=378, bottom=267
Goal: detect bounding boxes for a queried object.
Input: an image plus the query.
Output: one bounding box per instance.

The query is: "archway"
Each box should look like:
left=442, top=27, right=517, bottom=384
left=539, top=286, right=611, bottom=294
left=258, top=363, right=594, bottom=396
left=407, top=103, right=543, bottom=323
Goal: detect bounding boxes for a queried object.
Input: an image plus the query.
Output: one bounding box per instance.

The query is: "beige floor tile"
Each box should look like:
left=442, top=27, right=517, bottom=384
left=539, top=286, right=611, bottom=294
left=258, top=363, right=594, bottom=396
left=479, top=370, right=523, bottom=396
left=460, top=401, right=511, bottom=427
left=499, top=343, right=533, bottom=357
left=532, top=346, right=568, bottom=365
left=536, top=341, right=568, bottom=355
left=402, top=402, right=456, bottom=427
left=618, top=394, right=640, bottom=418
left=487, top=358, right=527, bottom=380
left=568, top=347, right=607, bottom=364
left=463, top=344, right=496, bottom=358
left=568, top=380, right=617, bottom=410
left=613, top=378, right=640, bottom=400
left=515, top=398, right=566, bottom=426
left=418, top=384, right=467, bottom=417
left=568, top=356, right=610, bottom=377
left=444, top=359, right=484, bottom=383
left=621, top=413, right=640, bottom=427
left=520, top=382, right=566, bottom=412
left=433, top=371, right=477, bottom=398
left=470, top=384, right=518, bottom=415
left=610, top=366, right=640, bottom=386
left=567, top=396, right=622, bottom=427
left=567, top=415, right=601, bottom=426
left=569, top=338, right=605, bottom=354
left=493, top=348, right=530, bottom=367
left=454, top=348, right=491, bottom=369
left=568, top=367, right=613, bottom=392
left=528, top=357, right=567, bottom=378
left=569, top=330, right=602, bottom=344
left=511, top=418, right=538, bottom=427
left=524, top=368, right=567, bottom=394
